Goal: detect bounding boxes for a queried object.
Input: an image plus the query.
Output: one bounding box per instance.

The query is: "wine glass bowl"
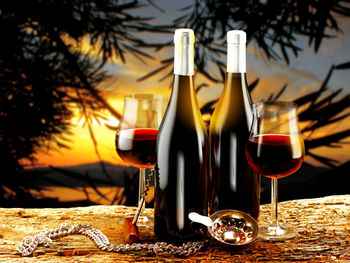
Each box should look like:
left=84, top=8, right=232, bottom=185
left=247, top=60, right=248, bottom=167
left=246, top=101, right=305, bottom=240
left=246, top=134, right=304, bottom=179
left=116, top=128, right=158, bottom=169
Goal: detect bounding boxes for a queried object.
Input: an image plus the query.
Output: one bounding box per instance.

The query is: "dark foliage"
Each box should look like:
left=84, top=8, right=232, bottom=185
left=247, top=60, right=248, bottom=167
left=141, top=0, right=350, bottom=168
left=0, top=0, right=163, bottom=205
left=140, top=0, right=350, bottom=83
left=199, top=61, right=350, bottom=167
left=263, top=161, right=350, bottom=203
left=1, top=0, right=349, bottom=206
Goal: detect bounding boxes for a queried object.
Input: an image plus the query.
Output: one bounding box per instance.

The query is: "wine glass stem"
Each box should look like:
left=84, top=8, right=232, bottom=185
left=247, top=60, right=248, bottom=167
left=271, top=178, right=278, bottom=227
left=138, top=168, right=146, bottom=213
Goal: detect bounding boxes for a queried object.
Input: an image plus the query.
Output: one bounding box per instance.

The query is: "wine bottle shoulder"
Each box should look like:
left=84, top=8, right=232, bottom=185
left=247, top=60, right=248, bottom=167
left=158, top=96, right=207, bottom=153
left=159, top=75, right=207, bottom=134
left=210, top=73, right=253, bottom=133
left=158, top=113, right=207, bottom=146
left=210, top=103, right=253, bottom=130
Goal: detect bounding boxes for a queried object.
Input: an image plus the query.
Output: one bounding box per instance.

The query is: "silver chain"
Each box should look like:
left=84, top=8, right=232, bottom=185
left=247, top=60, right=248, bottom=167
left=17, top=223, right=208, bottom=257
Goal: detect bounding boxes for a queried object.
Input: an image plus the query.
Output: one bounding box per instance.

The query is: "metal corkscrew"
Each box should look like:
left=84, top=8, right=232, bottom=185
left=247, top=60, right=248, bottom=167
left=132, top=170, right=154, bottom=224
left=123, top=170, right=154, bottom=244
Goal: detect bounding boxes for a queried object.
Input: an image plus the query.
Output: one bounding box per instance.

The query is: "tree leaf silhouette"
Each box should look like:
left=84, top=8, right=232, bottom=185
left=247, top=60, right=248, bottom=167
left=334, top=61, right=350, bottom=69
left=0, top=0, right=164, bottom=206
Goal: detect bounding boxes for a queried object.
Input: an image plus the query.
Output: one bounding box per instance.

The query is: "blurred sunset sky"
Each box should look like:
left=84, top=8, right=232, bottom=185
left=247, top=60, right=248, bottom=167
left=33, top=1, right=350, bottom=168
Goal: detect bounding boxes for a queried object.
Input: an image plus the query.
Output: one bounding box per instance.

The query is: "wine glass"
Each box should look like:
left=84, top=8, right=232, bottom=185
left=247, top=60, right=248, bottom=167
left=115, top=94, right=168, bottom=225
left=246, top=101, right=305, bottom=240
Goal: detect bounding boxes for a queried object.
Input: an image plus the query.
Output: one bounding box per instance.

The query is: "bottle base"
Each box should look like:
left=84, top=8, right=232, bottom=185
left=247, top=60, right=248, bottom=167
left=154, top=217, right=207, bottom=242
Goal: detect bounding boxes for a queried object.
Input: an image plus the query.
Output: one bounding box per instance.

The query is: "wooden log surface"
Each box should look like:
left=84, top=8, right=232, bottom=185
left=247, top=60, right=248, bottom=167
left=0, top=194, right=349, bottom=262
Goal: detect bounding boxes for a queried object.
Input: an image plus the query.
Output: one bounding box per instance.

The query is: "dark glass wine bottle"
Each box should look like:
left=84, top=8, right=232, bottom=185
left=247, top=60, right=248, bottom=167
left=154, top=29, right=208, bottom=241
left=209, top=30, right=260, bottom=220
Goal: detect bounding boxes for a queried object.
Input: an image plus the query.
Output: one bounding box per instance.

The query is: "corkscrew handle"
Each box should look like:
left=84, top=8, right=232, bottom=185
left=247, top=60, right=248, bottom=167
left=123, top=217, right=139, bottom=244
left=122, top=197, right=144, bottom=243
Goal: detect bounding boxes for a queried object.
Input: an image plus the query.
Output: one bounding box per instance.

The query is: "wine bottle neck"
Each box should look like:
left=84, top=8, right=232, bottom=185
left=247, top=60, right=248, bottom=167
left=227, top=43, right=246, bottom=73
left=174, top=43, right=194, bottom=76
left=174, top=30, right=194, bottom=76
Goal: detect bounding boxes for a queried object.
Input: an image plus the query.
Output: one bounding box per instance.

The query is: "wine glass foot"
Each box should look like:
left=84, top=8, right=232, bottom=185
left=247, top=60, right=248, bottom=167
left=137, top=215, right=154, bottom=228
left=258, top=224, right=296, bottom=241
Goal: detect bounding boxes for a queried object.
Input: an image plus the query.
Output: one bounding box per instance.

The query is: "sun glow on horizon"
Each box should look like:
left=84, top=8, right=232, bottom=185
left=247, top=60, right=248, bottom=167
left=32, top=94, right=350, bottom=169
left=30, top=69, right=350, bottom=169
left=32, top=90, right=169, bottom=168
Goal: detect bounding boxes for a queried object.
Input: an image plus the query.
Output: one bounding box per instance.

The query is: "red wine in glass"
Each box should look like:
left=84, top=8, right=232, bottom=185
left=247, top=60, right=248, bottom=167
left=116, top=128, right=158, bottom=169
left=246, top=134, right=303, bottom=179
